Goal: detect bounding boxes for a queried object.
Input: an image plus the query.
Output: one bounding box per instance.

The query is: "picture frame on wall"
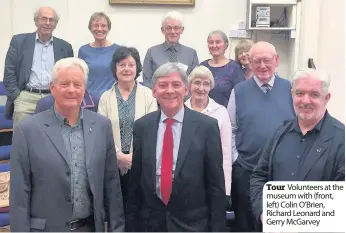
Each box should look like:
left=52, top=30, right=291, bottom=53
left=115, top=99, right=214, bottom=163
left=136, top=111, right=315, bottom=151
left=109, top=0, right=195, bottom=6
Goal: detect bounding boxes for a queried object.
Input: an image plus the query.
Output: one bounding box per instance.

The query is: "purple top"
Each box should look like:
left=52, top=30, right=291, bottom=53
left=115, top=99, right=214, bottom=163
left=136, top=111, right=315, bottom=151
left=200, top=59, right=245, bottom=107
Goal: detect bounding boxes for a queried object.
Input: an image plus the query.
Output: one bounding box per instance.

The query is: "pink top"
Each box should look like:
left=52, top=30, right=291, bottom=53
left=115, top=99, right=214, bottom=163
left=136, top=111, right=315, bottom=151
left=185, top=97, right=233, bottom=195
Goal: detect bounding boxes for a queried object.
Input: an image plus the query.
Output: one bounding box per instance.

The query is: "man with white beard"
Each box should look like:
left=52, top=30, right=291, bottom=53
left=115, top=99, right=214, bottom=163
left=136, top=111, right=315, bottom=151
left=250, top=69, right=345, bottom=225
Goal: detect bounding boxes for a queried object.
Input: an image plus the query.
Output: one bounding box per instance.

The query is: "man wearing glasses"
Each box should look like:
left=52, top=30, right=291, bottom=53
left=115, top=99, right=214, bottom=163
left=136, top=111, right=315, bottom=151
left=142, top=11, right=199, bottom=89
left=3, top=6, right=74, bottom=126
left=226, top=41, right=295, bottom=232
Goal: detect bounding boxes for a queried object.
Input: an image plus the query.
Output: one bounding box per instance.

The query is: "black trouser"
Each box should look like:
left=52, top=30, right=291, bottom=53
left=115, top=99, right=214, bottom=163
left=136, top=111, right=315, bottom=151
left=231, top=161, right=261, bottom=232
left=120, top=151, right=131, bottom=211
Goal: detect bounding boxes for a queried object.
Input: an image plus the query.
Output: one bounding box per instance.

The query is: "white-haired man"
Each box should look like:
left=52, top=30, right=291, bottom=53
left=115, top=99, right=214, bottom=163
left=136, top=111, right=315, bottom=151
left=250, top=69, right=345, bottom=226
left=10, top=57, right=125, bottom=232
left=3, top=6, right=74, bottom=126
left=142, top=11, right=199, bottom=88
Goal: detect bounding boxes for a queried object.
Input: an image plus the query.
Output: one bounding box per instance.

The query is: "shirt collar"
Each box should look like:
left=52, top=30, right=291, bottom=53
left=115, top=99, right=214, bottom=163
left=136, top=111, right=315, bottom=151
left=163, top=42, right=180, bottom=52
left=185, top=97, right=213, bottom=114
left=53, top=106, right=83, bottom=127
left=160, top=106, right=185, bottom=124
left=289, top=111, right=327, bottom=133
left=253, top=75, right=275, bottom=88
left=35, top=33, right=53, bottom=44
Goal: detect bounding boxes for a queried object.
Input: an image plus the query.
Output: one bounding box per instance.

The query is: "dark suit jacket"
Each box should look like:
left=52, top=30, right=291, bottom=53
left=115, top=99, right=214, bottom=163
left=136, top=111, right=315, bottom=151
left=10, top=108, right=124, bottom=232
left=126, top=107, right=226, bottom=232
left=250, top=111, right=345, bottom=222
left=3, top=32, right=74, bottom=119
left=34, top=90, right=100, bottom=114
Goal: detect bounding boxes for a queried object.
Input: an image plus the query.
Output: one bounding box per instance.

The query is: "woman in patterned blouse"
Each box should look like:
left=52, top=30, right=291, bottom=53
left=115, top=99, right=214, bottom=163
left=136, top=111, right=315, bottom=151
left=98, top=46, right=157, bottom=208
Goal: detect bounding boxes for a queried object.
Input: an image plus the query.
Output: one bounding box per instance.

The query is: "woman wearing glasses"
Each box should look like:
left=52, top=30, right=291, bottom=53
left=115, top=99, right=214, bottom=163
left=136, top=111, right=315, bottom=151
left=185, top=65, right=233, bottom=198
left=234, top=39, right=254, bottom=80
left=78, top=12, right=119, bottom=98
left=200, top=30, right=244, bottom=107
left=98, top=46, right=157, bottom=208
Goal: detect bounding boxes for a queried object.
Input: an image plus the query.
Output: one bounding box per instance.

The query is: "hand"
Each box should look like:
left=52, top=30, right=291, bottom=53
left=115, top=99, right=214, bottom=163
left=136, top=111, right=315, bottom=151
left=116, top=152, right=132, bottom=175
left=260, top=213, right=263, bottom=223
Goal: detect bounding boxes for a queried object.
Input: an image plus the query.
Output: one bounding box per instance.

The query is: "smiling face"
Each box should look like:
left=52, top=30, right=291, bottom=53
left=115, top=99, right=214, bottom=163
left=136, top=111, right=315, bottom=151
left=207, top=33, right=227, bottom=57
left=153, top=72, right=188, bottom=117
left=189, top=76, right=211, bottom=102
left=115, top=56, right=137, bottom=84
left=35, top=7, right=57, bottom=40
left=50, top=66, right=86, bottom=111
left=161, top=19, right=184, bottom=44
left=90, top=17, right=109, bottom=42
left=292, top=76, right=330, bottom=123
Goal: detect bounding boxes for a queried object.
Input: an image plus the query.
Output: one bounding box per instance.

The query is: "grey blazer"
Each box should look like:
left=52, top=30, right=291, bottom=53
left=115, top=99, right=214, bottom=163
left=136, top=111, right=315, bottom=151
left=9, top=108, right=125, bottom=232
left=3, top=32, right=74, bottom=119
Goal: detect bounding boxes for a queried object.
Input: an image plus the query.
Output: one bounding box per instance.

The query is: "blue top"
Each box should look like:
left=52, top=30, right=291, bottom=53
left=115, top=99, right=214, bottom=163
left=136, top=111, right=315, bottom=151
left=234, top=77, right=295, bottom=171
left=78, top=43, right=119, bottom=98
left=200, top=59, right=244, bottom=107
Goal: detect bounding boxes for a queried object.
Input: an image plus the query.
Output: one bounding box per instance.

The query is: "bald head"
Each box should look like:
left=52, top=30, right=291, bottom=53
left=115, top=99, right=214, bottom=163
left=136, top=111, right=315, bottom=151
left=249, top=41, right=279, bottom=82
left=249, top=41, right=277, bottom=58
left=34, top=6, right=59, bottom=24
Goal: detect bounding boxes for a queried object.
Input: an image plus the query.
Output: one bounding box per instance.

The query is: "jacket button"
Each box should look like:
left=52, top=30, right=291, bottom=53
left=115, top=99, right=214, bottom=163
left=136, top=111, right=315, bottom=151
left=66, top=197, right=71, bottom=202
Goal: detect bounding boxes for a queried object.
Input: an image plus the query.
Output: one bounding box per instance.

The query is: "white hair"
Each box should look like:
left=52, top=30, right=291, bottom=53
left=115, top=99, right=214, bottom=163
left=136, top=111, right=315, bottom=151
left=188, top=66, right=215, bottom=89
left=291, top=69, right=331, bottom=94
left=161, top=11, right=183, bottom=27
left=51, top=57, right=89, bottom=84
left=34, top=6, right=60, bottom=24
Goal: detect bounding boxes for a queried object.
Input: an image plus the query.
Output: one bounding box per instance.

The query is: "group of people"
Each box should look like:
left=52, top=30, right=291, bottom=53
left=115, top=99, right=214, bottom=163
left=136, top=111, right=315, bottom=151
left=4, top=5, right=344, bottom=233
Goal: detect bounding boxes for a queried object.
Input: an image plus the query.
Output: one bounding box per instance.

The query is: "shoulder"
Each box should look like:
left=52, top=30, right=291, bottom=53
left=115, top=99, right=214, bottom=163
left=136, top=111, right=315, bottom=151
left=78, top=44, right=90, bottom=51
left=84, top=110, right=111, bottom=125
left=10, top=33, right=34, bottom=44
left=186, top=107, right=218, bottom=126
left=53, top=36, right=72, bottom=46
left=16, top=110, right=51, bottom=132
left=147, top=44, right=162, bottom=52
left=200, top=60, right=210, bottom=66
left=275, top=75, right=292, bottom=86
left=326, top=113, right=345, bottom=137
left=134, top=110, right=159, bottom=127
left=137, top=83, right=153, bottom=95
left=179, top=44, right=196, bottom=53
left=234, top=79, right=253, bottom=92
left=99, top=87, right=114, bottom=100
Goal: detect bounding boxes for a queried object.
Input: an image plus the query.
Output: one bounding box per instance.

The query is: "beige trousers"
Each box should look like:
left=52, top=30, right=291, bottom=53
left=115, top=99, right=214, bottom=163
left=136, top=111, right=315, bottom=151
left=13, top=90, right=49, bottom=127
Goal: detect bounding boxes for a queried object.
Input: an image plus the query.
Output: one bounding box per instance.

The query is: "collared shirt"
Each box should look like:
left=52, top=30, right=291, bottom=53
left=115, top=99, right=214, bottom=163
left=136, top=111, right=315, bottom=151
left=227, top=75, right=276, bottom=162
left=142, top=42, right=199, bottom=88
left=27, top=33, right=55, bottom=90
left=155, top=107, right=184, bottom=199
left=272, top=113, right=326, bottom=181
left=54, top=108, right=93, bottom=219
left=114, top=82, right=137, bottom=152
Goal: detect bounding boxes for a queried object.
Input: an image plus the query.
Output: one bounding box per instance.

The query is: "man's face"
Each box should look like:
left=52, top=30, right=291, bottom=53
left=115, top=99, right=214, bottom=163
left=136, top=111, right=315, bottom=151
left=292, top=76, right=330, bottom=123
left=35, top=7, right=57, bottom=39
left=50, top=66, right=86, bottom=111
left=161, top=19, right=184, bottom=44
left=90, top=17, right=109, bottom=41
left=153, top=72, right=188, bottom=115
left=250, top=49, right=279, bottom=83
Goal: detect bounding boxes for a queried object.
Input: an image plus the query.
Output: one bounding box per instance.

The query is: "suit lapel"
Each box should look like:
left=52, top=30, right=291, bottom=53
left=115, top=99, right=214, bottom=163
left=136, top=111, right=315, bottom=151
left=53, top=37, right=63, bottom=62
left=147, top=112, right=159, bottom=192
left=298, top=114, right=334, bottom=180
left=24, top=33, right=36, bottom=83
left=173, top=108, right=196, bottom=183
left=43, top=108, right=70, bottom=170
left=82, top=110, right=96, bottom=168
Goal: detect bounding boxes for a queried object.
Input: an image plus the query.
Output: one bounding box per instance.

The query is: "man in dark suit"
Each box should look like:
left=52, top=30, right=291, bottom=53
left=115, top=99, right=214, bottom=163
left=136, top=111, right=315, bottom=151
left=10, top=57, right=124, bottom=232
left=126, top=62, right=226, bottom=232
left=3, top=6, right=74, bottom=125
left=250, top=69, right=345, bottom=225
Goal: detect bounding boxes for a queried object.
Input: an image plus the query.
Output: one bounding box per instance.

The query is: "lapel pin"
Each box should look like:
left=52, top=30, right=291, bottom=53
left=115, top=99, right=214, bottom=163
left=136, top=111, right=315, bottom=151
left=317, top=148, right=321, bottom=153
left=89, top=128, right=92, bottom=133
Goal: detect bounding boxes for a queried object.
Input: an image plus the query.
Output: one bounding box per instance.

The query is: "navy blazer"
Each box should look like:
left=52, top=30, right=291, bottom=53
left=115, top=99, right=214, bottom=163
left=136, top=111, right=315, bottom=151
left=34, top=90, right=99, bottom=114
left=250, top=111, right=345, bottom=222
left=3, top=32, right=74, bottom=119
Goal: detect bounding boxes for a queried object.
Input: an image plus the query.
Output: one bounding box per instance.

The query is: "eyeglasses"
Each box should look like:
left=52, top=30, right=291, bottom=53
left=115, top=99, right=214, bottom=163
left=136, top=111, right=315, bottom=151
left=38, top=17, right=56, bottom=24
left=252, top=55, right=276, bottom=66
left=163, top=26, right=182, bottom=32
left=192, top=81, right=211, bottom=88
left=238, top=51, right=250, bottom=56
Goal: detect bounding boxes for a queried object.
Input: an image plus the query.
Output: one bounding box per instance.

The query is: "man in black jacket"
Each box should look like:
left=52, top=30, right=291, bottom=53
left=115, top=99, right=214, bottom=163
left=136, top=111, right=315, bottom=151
left=250, top=69, right=345, bottom=224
